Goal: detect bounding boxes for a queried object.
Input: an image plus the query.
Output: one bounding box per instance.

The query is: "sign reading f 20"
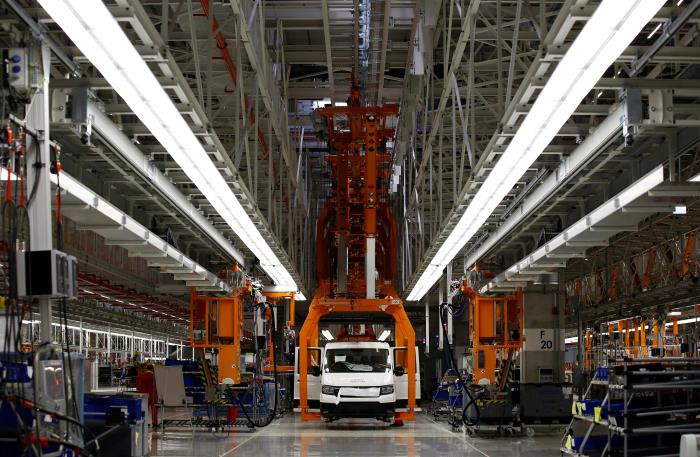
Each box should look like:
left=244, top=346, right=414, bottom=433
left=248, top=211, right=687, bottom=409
left=524, top=328, right=558, bottom=351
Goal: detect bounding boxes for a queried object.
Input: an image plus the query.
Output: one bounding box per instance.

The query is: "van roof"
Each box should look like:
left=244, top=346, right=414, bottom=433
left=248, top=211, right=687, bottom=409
left=324, top=341, right=390, bottom=349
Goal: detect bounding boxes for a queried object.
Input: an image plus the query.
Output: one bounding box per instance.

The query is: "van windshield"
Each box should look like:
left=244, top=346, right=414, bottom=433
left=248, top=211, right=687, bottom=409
left=325, top=348, right=390, bottom=373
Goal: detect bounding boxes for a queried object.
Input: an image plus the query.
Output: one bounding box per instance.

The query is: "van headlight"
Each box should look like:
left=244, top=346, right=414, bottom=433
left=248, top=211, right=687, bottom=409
left=322, top=385, right=336, bottom=395
left=380, top=385, right=394, bottom=395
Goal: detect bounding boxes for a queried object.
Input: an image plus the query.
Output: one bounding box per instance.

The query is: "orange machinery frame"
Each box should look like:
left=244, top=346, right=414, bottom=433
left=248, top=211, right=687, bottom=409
left=262, top=290, right=297, bottom=373
left=313, top=83, right=399, bottom=296
left=460, top=285, right=524, bottom=386
left=298, top=81, right=416, bottom=421
left=298, top=281, right=416, bottom=421
left=189, top=287, right=247, bottom=384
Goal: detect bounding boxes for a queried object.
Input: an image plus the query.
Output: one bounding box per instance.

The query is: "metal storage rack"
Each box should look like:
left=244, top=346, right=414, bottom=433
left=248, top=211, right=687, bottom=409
left=561, top=359, right=700, bottom=457
left=608, top=358, right=700, bottom=457
left=560, top=371, right=610, bottom=457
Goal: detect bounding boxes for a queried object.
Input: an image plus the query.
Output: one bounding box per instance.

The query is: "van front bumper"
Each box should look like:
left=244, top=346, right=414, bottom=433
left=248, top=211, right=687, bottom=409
left=320, top=400, right=395, bottom=419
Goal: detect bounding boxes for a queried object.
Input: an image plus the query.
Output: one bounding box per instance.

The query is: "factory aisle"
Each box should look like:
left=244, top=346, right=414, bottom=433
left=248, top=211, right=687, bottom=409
left=150, top=414, right=561, bottom=457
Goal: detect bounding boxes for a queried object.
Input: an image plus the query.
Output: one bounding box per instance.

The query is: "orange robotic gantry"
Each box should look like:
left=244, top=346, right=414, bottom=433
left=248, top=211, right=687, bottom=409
left=297, top=81, right=417, bottom=421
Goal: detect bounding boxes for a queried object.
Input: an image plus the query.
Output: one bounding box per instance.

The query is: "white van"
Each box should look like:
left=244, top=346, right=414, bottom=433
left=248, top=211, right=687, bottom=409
left=294, top=342, right=420, bottom=423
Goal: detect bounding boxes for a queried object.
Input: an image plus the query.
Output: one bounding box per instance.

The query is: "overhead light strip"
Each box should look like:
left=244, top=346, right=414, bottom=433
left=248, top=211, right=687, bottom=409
left=481, top=166, right=665, bottom=292
left=38, top=0, right=301, bottom=296
left=406, top=0, right=665, bottom=301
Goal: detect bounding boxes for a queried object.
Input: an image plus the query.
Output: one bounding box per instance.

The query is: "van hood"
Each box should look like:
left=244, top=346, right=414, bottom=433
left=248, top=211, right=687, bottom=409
left=322, top=371, right=393, bottom=386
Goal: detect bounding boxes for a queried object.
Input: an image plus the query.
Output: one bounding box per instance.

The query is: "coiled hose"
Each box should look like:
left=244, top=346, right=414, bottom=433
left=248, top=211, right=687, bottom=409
left=439, top=301, right=480, bottom=428
left=234, top=302, right=279, bottom=428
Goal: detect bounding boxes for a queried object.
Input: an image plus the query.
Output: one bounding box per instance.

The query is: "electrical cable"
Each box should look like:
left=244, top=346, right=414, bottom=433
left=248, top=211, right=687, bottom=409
left=2, top=118, right=87, bottom=456
left=439, top=301, right=480, bottom=428
left=52, top=156, right=92, bottom=455
left=0, top=125, right=41, bottom=456
left=233, top=301, right=279, bottom=428
left=22, top=130, right=41, bottom=209
left=6, top=393, right=99, bottom=453
left=0, top=134, right=26, bottom=448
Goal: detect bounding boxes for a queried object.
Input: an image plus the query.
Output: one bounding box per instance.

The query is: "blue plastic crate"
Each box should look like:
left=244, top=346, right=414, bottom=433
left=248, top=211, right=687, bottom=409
left=574, top=434, right=607, bottom=452
left=448, top=393, right=463, bottom=408
left=84, top=394, right=145, bottom=422
left=0, top=398, right=33, bottom=429
left=432, top=389, right=449, bottom=402
left=0, top=360, right=31, bottom=383
left=606, top=400, right=625, bottom=417
left=596, top=366, right=609, bottom=380
left=580, top=399, right=603, bottom=415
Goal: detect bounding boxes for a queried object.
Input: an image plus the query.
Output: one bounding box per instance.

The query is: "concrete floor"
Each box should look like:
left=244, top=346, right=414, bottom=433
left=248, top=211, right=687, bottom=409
left=151, top=414, right=562, bottom=457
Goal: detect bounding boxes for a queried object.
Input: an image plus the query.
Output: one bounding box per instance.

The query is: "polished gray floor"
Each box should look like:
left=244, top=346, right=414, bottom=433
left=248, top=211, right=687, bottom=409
left=151, top=413, right=562, bottom=457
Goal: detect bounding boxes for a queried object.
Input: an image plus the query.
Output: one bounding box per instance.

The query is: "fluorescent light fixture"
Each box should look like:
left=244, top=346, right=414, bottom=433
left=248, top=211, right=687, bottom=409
left=668, top=311, right=682, bottom=316
left=0, top=168, right=18, bottom=181
left=406, top=0, right=665, bottom=301
left=481, top=166, right=664, bottom=292
left=378, top=329, right=391, bottom=341
left=646, top=22, right=662, bottom=39
left=321, top=329, right=334, bottom=341
left=312, top=99, right=347, bottom=109
left=23, top=320, right=188, bottom=342
left=39, top=0, right=298, bottom=291
left=674, top=205, right=687, bottom=215
left=678, top=0, right=685, bottom=5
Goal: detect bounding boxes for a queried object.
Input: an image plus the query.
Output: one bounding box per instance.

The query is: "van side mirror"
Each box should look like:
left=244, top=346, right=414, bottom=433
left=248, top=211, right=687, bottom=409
left=310, top=365, right=321, bottom=377
left=394, top=365, right=405, bottom=377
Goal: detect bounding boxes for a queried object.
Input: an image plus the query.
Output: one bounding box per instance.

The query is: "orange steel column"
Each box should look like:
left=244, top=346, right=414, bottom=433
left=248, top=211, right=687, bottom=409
left=652, top=319, right=660, bottom=348
left=298, top=299, right=328, bottom=420
left=363, top=119, right=379, bottom=236
left=584, top=330, right=592, bottom=370
left=389, top=304, right=416, bottom=419
left=673, top=316, right=679, bottom=336
left=289, top=295, right=296, bottom=327
left=364, top=119, right=380, bottom=297
left=263, top=291, right=297, bottom=328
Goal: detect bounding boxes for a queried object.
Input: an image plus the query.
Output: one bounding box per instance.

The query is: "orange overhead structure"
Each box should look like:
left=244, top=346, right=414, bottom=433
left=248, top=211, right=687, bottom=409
left=298, top=81, right=416, bottom=421
left=313, top=81, right=398, bottom=295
